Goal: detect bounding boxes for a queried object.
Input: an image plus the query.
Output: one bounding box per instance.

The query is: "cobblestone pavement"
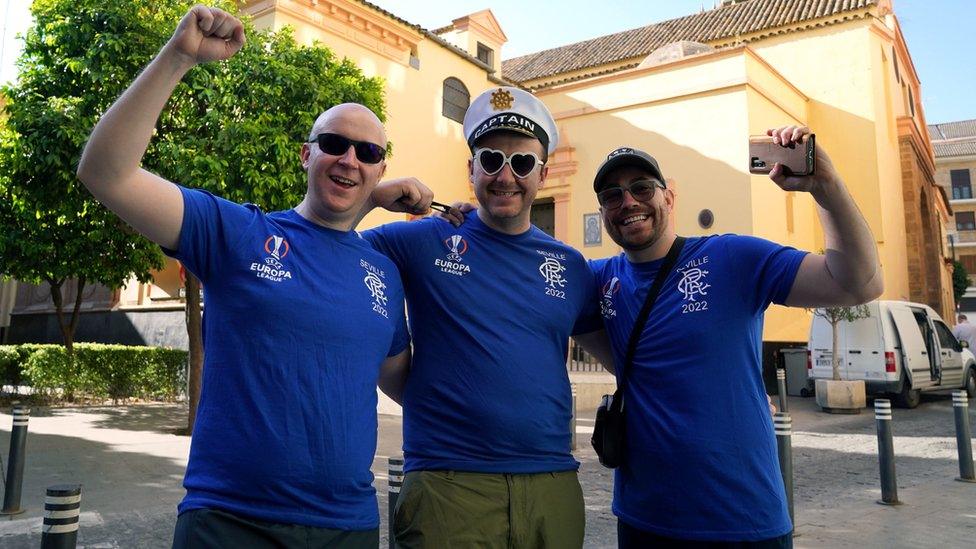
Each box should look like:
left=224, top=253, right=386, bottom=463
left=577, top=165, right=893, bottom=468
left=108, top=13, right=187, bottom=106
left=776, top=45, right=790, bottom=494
left=1, top=393, right=974, bottom=547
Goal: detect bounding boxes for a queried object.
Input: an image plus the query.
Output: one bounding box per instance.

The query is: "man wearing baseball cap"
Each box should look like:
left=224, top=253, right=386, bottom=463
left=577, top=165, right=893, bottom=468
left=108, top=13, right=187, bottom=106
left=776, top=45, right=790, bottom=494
left=588, top=128, right=882, bottom=547
left=362, top=87, right=611, bottom=547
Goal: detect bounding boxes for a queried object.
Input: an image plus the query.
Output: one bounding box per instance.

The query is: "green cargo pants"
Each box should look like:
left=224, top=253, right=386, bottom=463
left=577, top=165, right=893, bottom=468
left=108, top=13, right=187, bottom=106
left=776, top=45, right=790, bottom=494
left=393, top=470, right=585, bottom=549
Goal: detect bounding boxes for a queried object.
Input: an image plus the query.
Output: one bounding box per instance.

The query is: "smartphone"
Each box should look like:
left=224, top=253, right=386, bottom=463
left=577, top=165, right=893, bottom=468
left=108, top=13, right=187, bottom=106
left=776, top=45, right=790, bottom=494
left=749, top=134, right=815, bottom=176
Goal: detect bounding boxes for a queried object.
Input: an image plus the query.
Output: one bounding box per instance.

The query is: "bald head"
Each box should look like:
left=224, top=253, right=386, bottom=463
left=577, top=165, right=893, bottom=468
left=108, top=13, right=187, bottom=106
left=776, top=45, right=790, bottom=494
left=309, top=103, right=387, bottom=148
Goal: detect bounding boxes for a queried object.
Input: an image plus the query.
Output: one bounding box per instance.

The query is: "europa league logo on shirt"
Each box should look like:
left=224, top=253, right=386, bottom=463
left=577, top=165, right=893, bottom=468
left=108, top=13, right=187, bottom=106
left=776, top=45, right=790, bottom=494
left=600, top=277, right=620, bottom=318
left=250, top=235, right=293, bottom=283
left=445, top=235, right=468, bottom=262
left=266, top=235, right=290, bottom=260
left=434, top=234, right=471, bottom=277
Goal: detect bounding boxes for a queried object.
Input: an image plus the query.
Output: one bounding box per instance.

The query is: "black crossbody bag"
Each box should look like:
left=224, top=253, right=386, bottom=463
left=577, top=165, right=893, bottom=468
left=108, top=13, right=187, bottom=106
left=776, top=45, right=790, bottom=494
left=591, top=237, right=685, bottom=469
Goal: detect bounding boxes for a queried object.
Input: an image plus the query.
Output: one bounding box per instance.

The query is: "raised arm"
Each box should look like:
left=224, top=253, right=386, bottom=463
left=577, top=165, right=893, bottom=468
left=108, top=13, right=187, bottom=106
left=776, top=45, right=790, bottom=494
left=770, top=127, right=884, bottom=307
left=76, top=6, right=245, bottom=250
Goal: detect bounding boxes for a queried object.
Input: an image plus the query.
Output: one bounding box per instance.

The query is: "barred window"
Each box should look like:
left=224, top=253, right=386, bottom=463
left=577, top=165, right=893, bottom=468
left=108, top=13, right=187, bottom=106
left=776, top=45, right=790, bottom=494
left=442, top=78, right=469, bottom=123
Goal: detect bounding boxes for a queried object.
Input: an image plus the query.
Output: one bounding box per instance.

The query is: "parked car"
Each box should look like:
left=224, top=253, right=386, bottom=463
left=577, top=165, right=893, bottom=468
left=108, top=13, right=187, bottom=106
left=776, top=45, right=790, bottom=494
left=808, top=300, right=976, bottom=408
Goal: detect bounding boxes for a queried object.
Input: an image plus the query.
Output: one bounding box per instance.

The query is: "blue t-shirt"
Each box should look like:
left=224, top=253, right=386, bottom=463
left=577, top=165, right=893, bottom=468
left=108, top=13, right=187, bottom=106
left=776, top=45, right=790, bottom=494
left=363, top=211, right=602, bottom=473
left=166, top=187, right=409, bottom=530
left=589, top=234, right=807, bottom=541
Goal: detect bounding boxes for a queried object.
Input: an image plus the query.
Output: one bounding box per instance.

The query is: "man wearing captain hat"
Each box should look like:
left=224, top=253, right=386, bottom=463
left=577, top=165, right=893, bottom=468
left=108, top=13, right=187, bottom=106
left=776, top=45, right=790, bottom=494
left=362, top=87, right=612, bottom=548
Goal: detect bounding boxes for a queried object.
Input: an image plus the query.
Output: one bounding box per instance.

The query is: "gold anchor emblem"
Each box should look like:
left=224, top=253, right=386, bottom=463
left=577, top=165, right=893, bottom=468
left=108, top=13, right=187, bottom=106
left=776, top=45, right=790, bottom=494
left=489, top=89, right=514, bottom=111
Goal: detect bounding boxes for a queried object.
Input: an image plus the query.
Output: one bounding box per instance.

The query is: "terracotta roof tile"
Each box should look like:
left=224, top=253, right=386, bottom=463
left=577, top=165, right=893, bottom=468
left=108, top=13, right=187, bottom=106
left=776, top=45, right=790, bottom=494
left=933, top=141, right=976, bottom=159
left=502, top=0, right=877, bottom=84
left=929, top=119, right=976, bottom=158
left=929, top=119, right=976, bottom=141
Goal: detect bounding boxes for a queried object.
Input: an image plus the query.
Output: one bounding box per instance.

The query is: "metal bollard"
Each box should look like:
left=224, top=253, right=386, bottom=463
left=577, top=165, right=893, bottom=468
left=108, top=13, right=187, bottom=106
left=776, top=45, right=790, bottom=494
left=570, top=384, right=578, bottom=451
left=874, top=399, right=901, bottom=505
left=773, top=412, right=794, bottom=524
left=1, top=405, right=30, bottom=515
left=952, top=390, right=976, bottom=483
left=776, top=368, right=789, bottom=413
left=42, top=484, right=81, bottom=549
left=388, top=456, right=403, bottom=549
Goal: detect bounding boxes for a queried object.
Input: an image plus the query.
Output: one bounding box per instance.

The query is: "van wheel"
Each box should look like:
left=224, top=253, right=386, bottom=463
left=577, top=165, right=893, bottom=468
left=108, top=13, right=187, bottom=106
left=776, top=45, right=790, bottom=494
left=894, top=383, right=921, bottom=409
left=966, top=368, right=976, bottom=399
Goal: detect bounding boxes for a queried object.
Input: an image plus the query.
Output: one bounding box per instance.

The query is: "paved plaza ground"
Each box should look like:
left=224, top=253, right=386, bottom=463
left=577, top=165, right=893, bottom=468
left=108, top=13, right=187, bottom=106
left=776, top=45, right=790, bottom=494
left=0, top=392, right=974, bottom=548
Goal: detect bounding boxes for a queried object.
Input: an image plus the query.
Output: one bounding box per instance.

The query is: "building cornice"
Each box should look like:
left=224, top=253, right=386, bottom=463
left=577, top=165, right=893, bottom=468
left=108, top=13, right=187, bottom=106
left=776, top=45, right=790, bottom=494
left=244, top=0, right=423, bottom=62
left=241, top=0, right=518, bottom=85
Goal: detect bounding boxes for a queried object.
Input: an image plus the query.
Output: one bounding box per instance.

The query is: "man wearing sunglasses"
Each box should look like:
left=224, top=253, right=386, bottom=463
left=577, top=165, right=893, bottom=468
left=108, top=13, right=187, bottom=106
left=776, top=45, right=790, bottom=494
left=363, top=87, right=612, bottom=548
left=589, top=129, right=882, bottom=548
left=76, top=6, right=438, bottom=547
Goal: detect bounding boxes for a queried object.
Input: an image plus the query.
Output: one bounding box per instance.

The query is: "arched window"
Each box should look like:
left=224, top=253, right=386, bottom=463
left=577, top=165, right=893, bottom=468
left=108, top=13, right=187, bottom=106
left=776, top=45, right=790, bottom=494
left=442, top=78, right=469, bottom=123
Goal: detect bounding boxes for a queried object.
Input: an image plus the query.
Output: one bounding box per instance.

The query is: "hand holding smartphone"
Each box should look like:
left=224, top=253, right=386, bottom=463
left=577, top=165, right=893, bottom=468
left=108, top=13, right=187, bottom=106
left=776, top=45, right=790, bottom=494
left=749, top=133, right=816, bottom=176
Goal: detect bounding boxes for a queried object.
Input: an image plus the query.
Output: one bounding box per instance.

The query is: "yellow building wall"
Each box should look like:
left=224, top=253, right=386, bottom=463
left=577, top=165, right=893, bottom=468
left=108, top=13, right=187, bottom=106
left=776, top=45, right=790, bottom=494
left=541, top=53, right=758, bottom=257
left=745, top=20, right=912, bottom=303
left=440, top=28, right=503, bottom=74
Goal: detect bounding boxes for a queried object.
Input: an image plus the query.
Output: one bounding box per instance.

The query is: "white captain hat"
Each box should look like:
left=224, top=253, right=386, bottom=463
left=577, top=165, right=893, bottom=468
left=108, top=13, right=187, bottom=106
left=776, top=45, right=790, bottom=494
left=462, top=86, right=558, bottom=155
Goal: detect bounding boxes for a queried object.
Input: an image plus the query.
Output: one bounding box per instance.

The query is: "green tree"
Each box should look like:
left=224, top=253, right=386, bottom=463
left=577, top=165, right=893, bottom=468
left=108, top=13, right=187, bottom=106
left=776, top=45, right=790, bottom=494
left=0, top=0, right=174, bottom=354
left=953, top=260, right=969, bottom=303
left=1, top=0, right=386, bottom=431
left=812, top=305, right=872, bottom=381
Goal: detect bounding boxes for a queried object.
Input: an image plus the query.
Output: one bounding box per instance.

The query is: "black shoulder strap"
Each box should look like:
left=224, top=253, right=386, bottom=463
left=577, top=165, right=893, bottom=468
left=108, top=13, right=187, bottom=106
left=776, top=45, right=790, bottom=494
left=618, top=236, right=686, bottom=399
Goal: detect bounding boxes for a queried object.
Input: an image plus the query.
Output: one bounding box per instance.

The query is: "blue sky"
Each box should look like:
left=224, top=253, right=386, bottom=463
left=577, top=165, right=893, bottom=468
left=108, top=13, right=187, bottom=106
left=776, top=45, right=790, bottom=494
left=2, top=0, right=973, bottom=123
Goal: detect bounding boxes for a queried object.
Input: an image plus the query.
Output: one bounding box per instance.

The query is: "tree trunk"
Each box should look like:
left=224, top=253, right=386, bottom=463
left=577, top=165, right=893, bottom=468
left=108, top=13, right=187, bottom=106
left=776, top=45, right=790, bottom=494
left=48, top=278, right=85, bottom=355
left=831, top=318, right=841, bottom=381
left=70, top=278, right=85, bottom=349
left=185, top=273, right=204, bottom=434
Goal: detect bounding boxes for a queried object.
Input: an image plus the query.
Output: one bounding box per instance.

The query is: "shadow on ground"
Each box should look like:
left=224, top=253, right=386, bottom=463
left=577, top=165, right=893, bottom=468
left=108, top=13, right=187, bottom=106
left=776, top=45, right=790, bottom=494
left=0, top=410, right=188, bottom=548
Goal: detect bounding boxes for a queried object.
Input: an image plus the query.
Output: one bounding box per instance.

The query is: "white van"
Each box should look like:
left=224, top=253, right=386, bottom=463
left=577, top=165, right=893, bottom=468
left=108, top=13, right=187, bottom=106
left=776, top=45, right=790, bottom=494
left=808, top=300, right=976, bottom=408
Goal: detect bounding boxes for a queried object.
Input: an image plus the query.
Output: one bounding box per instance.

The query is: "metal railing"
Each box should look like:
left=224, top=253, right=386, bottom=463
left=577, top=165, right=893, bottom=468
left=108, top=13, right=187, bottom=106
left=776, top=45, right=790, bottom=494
left=567, top=340, right=607, bottom=373
left=953, top=229, right=976, bottom=243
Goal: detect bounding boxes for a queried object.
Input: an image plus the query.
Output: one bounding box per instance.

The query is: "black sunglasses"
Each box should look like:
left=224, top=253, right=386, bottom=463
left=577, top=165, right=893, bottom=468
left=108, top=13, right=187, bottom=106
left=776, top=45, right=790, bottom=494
left=306, top=133, right=386, bottom=164
left=474, top=148, right=544, bottom=179
left=597, top=179, right=665, bottom=210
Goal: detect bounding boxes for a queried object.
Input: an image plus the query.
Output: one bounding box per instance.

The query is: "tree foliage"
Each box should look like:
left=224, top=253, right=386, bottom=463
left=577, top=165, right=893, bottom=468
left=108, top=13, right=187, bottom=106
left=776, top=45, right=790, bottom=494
left=953, top=260, right=969, bottom=304
left=0, top=0, right=187, bottom=351
left=0, top=0, right=386, bottom=362
left=2, top=0, right=387, bottom=430
left=152, top=7, right=387, bottom=209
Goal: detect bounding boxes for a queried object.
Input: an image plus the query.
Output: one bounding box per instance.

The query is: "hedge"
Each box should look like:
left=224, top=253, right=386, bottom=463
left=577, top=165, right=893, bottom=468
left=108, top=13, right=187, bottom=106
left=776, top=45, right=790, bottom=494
left=0, top=344, right=186, bottom=403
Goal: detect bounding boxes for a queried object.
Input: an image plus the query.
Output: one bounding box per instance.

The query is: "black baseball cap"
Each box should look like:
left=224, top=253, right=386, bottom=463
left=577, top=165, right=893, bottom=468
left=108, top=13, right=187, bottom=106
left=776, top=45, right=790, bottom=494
left=593, top=147, right=666, bottom=191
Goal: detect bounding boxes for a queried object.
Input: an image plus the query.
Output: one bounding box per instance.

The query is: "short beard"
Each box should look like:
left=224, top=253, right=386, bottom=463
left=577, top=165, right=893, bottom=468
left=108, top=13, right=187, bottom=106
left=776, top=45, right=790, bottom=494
left=615, top=206, right=665, bottom=251
left=621, top=228, right=662, bottom=251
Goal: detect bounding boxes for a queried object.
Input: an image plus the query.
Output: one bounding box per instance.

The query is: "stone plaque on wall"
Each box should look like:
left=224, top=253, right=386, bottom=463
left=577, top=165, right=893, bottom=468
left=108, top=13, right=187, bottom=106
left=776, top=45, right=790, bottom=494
left=584, top=213, right=602, bottom=247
